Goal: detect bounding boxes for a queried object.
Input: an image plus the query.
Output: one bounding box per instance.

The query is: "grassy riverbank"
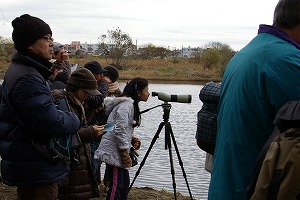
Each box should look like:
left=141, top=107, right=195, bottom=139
left=70, top=57, right=222, bottom=82
left=0, top=57, right=222, bottom=83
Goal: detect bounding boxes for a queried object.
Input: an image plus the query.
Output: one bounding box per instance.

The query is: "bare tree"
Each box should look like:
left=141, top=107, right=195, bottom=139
left=98, top=28, right=134, bottom=69
left=0, top=36, right=15, bottom=62
left=139, top=44, right=169, bottom=60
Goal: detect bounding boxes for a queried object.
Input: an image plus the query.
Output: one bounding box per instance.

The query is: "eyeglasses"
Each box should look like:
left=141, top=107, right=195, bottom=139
left=41, top=35, right=54, bottom=42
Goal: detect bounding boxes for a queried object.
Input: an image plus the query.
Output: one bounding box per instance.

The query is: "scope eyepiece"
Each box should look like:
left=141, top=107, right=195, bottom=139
left=152, top=92, right=158, bottom=97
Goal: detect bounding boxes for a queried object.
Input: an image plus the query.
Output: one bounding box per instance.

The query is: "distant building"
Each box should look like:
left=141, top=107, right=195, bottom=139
left=80, top=43, right=99, bottom=54
left=179, top=46, right=202, bottom=58
left=62, top=41, right=201, bottom=58
left=64, top=41, right=81, bottom=55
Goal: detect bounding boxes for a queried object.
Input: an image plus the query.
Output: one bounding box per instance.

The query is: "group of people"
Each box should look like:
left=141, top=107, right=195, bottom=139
left=0, top=13, right=149, bottom=200
left=2, top=0, right=300, bottom=199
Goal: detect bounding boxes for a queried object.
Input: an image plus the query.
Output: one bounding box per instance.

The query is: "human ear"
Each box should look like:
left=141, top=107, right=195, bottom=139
left=27, top=46, right=34, bottom=51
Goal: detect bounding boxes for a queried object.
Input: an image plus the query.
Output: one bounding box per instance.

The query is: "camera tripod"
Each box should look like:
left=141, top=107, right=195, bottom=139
left=129, top=102, right=193, bottom=200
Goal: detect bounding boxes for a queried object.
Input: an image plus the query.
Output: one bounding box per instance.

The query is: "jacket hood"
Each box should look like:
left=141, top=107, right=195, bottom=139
left=104, top=96, right=133, bottom=114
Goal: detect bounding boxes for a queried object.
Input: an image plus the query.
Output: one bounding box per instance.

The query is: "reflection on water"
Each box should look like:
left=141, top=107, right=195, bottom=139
left=114, top=82, right=210, bottom=200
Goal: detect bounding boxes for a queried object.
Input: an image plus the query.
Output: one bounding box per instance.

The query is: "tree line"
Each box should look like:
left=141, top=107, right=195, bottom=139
left=1, top=28, right=236, bottom=75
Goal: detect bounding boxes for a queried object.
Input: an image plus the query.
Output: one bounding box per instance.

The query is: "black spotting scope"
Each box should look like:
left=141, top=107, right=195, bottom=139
left=152, top=92, right=192, bottom=103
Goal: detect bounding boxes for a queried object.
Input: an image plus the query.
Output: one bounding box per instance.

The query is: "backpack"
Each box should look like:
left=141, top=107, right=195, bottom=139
left=248, top=100, right=300, bottom=200
left=195, top=81, right=221, bottom=155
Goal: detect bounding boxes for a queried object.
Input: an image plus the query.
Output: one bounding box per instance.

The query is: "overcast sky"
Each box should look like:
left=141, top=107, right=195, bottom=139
left=1, top=0, right=278, bottom=51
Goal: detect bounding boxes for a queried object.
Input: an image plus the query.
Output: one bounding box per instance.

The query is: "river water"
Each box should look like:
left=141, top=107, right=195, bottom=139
left=0, top=79, right=210, bottom=199
left=116, top=82, right=210, bottom=200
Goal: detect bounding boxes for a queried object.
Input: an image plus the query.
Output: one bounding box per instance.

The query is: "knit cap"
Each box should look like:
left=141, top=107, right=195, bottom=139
left=67, top=68, right=101, bottom=96
left=84, top=61, right=106, bottom=74
left=12, top=14, right=52, bottom=51
left=104, top=66, right=119, bottom=83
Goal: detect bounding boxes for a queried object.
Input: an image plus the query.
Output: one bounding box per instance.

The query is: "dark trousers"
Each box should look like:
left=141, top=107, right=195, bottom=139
left=106, top=164, right=129, bottom=200
left=17, top=182, right=58, bottom=200
left=90, top=141, right=100, bottom=182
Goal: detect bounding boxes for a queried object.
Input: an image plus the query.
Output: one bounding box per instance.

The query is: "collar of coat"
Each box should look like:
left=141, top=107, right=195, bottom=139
left=12, top=52, right=53, bottom=79
left=258, top=24, right=300, bottom=50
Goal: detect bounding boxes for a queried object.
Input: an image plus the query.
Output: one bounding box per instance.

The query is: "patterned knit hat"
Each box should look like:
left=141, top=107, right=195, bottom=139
left=67, top=68, right=100, bottom=96
left=12, top=14, right=52, bottom=51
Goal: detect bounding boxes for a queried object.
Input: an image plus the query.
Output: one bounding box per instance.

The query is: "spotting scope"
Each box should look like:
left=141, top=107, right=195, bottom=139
left=152, top=92, right=192, bottom=103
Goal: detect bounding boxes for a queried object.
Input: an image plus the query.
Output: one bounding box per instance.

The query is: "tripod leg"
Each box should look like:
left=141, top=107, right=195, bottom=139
left=166, top=122, right=178, bottom=200
left=129, top=122, right=165, bottom=191
left=169, top=123, right=193, bottom=199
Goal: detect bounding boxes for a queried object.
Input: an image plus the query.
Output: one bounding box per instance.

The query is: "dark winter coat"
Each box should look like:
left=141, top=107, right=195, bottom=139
left=52, top=90, right=100, bottom=200
left=0, top=52, right=80, bottom=186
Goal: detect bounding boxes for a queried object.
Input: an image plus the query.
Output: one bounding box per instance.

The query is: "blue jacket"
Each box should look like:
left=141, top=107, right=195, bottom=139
left=208, top=26, right=300, bottom=200
left=0, top=52, right=80, bottom=186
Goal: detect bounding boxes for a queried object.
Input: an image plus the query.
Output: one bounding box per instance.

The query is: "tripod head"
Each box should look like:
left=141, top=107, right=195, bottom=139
left=140, top=102, right=172, bottom=122
left=161, top=103, right=171, bottom=122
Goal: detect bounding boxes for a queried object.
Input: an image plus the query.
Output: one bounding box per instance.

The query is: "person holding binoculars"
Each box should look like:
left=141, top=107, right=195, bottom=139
left=51, top=42, right=71, bottom=84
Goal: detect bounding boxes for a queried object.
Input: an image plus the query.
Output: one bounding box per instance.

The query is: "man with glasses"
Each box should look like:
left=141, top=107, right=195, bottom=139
left=0, top=14, right=80, bottom=200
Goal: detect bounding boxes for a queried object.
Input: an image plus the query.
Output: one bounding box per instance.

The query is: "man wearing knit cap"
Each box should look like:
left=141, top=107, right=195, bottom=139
left=0, top=14, right=80, bottom=200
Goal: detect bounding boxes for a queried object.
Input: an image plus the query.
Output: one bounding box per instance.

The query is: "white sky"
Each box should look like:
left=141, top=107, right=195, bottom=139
left=1, top=0, right=278, bottom=51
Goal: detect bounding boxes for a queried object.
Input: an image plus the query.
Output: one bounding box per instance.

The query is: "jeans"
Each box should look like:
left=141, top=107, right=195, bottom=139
left=90, top=141, right=100, bottom=180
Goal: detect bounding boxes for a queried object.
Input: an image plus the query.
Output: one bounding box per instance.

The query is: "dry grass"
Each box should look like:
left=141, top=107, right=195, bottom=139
left=0, top=57, right=222, bottom=82
left=69, top=57, right=221, bottom=82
